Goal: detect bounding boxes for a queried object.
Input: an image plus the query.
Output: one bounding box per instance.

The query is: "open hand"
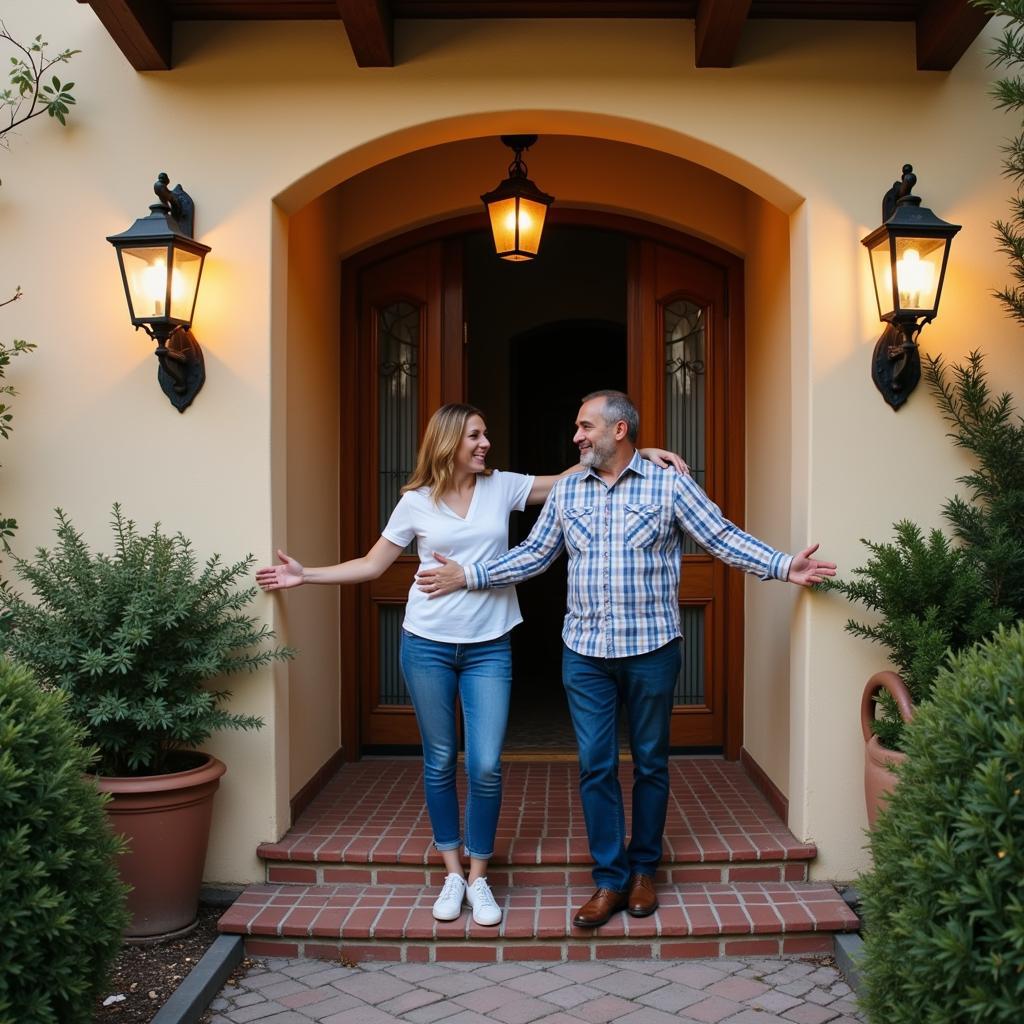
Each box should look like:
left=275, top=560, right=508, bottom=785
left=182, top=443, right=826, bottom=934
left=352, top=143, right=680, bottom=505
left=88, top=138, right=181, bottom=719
left=787, top=544, right=836, bottom=588
left=639, top=447, right=690, bottom=475
left=256, top=549, right=305, bottom=591
left=416, top=552, right=467, bottom=598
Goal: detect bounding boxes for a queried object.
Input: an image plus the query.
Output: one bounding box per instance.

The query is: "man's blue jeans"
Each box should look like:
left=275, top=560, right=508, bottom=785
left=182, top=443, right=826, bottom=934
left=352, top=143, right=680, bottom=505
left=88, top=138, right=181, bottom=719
left=562, top=639, right=680, bottom=891
left=400, top=630, right=512, bottom=859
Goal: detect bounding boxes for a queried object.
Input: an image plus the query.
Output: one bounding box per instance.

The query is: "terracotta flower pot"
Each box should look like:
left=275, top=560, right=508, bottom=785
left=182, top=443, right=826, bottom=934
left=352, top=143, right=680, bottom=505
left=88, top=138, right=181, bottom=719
left=862, top=671, right=914, bottom=829
left=95, top=753, right=226, bottom=938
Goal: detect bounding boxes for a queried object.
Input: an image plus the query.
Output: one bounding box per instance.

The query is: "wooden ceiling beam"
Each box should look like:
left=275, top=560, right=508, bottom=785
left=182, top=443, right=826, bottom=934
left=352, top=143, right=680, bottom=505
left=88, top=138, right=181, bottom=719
left=83, top=0, right=172, bottom=71
left=336, top=0, right=394, bottom=66
left=915, top=0, right=991, bottom=72
left=695, top=0, right=752, bottom=68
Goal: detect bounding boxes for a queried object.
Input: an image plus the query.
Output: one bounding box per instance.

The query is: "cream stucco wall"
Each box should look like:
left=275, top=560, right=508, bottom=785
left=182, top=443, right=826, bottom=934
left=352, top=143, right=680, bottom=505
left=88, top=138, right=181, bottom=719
left=2, top=2, right=1020, bottom=881
left=283, top=193, right=343, bottom=798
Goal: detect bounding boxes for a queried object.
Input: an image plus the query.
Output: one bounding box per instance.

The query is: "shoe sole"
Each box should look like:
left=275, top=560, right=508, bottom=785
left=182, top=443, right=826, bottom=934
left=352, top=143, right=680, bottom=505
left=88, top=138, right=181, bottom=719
left=572, top=909, right=626, bottom=928
left=626, top=903, right=659, bottom=918
left=432, top=906, right=465, bottom=921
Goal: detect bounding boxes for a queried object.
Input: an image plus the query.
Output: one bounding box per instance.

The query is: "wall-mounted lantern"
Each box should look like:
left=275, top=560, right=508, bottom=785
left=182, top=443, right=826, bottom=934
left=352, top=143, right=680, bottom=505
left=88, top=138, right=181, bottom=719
left=107, top=173, right=211, bottom=412
left=861, top=164, right=960, bottom=410
left=481, top=135, right=554, bottom=262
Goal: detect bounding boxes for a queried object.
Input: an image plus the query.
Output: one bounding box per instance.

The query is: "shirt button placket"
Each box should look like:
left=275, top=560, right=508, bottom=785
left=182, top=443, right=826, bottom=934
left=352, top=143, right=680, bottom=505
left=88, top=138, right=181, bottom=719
left=604, top=496, right=612, bottom=657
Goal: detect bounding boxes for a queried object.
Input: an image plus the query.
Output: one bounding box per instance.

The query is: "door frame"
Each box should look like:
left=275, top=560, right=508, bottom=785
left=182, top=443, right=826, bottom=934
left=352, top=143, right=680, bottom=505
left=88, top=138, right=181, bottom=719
left=339, top=208, right=746, bottom=761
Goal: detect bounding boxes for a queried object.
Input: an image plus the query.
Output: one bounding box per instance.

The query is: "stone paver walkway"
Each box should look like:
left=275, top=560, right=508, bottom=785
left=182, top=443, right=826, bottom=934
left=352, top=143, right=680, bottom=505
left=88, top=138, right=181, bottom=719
left=208, top=955, right=865, bottom=1024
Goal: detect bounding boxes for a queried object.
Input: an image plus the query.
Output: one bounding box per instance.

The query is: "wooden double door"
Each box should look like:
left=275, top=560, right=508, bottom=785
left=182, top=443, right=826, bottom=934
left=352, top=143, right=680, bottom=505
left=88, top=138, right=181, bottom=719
left=340, top=212, right=746, bottom=757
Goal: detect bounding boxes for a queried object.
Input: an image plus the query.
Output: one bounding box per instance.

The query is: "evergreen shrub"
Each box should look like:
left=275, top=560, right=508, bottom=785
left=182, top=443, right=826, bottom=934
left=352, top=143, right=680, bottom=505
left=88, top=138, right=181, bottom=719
left=0, top=504, right=293, bottom=776
left=859, top=622, right=1024, bottom=1023
left=0, top=657, right=127, bottom=1024
left=824, top=352, right=1024, bottom=749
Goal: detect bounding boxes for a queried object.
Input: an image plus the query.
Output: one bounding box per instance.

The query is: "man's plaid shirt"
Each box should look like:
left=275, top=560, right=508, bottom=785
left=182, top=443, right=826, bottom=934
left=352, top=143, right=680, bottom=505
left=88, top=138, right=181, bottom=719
left=465, top=450, right=793, bottom=659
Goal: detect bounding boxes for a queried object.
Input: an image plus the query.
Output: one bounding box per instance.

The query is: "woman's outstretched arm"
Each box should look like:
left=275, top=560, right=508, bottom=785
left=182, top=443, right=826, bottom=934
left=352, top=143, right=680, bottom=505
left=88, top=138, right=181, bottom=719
left=525, top=447, right=689, bottom=505
left=257, top=536, right=405, bottom=591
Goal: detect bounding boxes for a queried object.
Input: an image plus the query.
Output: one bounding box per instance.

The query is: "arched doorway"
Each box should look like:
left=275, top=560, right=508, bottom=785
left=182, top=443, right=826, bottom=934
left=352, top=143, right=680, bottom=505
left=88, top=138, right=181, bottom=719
left=339, top=209, right=746, bottom=758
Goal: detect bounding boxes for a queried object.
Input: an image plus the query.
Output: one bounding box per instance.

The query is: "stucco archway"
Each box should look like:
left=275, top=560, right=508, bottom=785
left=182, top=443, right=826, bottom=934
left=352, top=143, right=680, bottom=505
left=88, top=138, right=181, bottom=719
left=272, top=125, right=802, bottom=827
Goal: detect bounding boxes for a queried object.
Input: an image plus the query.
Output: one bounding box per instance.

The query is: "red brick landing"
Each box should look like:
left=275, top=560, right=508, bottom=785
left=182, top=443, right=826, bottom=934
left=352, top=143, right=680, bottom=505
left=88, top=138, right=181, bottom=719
left=219, top=758, right=857, bottom=962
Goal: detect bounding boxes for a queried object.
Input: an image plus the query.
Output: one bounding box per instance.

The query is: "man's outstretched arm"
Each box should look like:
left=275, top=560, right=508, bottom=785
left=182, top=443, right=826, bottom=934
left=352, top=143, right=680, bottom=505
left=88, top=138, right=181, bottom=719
left=417, top=491, right=566, bottom=598
left=673, top=473, right=835, bottom=584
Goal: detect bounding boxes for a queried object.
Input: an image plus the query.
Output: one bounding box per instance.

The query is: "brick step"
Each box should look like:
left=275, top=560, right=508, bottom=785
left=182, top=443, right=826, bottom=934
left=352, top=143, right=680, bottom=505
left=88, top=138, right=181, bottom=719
left=258, top=758, right=815, bottom=878
left=218, top=881, right=858, bottom=964
left=264, top=859, right=811, bottom=886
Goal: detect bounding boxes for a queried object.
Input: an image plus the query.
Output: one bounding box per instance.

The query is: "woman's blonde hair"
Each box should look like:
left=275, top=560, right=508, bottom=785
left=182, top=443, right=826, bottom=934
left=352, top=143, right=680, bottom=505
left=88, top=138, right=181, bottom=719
left=402, top=403, right=492, bottom=502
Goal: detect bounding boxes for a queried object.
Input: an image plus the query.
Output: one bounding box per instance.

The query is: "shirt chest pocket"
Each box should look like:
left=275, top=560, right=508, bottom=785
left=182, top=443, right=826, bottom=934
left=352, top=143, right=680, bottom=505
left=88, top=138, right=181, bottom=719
left=624, top=503, right=662, bottom=549
left=563, top=506, right=594, bottom=550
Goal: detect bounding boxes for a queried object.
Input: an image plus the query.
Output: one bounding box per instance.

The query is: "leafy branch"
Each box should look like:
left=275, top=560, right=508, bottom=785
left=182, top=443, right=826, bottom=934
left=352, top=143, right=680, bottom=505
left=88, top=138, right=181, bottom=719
left=0, top=20, right=79, bottom=164
left=979, top=0, right=1024, bottom=323
left=0, top=287, right=36, bottom=552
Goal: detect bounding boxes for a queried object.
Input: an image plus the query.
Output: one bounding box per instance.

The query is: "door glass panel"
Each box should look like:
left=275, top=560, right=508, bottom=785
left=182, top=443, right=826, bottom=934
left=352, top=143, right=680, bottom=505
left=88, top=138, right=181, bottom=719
left=674, top=605, right=705, bottom=706
left=379, top=605, right=411, bottom=706
left=664, top=299, right=707, bottom=555
left=377, top=301, right=418, bottom=709
left=378, top=300, right=420, bottom=535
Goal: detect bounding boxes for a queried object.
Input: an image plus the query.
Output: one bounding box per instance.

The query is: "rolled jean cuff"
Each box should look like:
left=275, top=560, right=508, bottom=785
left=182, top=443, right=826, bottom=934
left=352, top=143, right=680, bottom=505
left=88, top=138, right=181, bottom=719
left=434, top=837, right=462, bottom=852
left=465, top=846, right=494, bottom=859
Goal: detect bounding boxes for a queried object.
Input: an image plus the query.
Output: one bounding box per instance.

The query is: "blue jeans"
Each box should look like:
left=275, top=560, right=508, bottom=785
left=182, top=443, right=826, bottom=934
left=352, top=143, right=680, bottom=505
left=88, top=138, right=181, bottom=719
left=400, top=630, right=512, bottom=859
left=562, top=639, right=680, bottom=891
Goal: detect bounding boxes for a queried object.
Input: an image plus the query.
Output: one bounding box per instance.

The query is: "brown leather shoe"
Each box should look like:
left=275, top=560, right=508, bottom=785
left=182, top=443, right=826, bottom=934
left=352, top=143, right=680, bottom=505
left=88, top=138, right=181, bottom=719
left=572, top=887, right=629, bottom=928
left=627, top=873, right=659, bottom=917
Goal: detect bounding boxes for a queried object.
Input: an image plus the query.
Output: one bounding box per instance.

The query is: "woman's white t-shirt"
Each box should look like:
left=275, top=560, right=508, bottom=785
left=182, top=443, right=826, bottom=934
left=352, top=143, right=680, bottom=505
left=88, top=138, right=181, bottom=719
left=381, top=470, right=535, bottom=644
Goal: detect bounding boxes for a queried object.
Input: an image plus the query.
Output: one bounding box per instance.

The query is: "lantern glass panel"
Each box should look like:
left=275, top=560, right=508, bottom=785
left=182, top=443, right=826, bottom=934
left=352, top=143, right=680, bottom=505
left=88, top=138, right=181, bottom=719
left=486, top=196, right=519, bottom=257
left=121, top=245, right=174, bottom=322
left=168, top=246, right=203, bottom=323
left=512, top=197, right=548, bottom=259
left=869, top=236, right=896, bottom=320
left=893, top=235, right=944, bottom=313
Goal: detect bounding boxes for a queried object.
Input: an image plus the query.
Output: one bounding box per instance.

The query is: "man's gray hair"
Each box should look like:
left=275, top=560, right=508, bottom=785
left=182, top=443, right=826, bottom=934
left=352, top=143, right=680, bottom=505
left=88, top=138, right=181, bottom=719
left=581, top=389, right=639, bottom=443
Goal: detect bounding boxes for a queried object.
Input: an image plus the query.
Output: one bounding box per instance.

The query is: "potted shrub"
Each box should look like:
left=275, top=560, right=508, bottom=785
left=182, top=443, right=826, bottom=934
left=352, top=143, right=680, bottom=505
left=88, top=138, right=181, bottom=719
left=0, top=505, right=292, bottom=937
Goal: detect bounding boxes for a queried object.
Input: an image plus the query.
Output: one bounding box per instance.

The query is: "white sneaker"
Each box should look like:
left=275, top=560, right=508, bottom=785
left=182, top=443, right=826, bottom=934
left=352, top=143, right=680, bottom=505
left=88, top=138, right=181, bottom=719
left=466, top=877, right=502, bottom=926
left=432, top=873, right=467, bottom=921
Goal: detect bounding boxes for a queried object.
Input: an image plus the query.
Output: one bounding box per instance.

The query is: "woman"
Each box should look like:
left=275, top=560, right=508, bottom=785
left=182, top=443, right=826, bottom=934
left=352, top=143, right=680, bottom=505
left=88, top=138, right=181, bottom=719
left=256, top=403, right=684, bottom=926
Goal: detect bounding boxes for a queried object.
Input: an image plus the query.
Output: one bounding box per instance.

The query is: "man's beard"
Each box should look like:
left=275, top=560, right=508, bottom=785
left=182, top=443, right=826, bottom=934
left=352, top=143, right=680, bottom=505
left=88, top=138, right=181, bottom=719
left=580, top=435, right=616, bottom=469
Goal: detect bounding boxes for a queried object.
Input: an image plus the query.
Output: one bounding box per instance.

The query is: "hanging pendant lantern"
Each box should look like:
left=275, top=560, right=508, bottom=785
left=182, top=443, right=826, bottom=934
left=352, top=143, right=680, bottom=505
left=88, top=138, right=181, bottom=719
left=481, top=135, right=554, bottom=261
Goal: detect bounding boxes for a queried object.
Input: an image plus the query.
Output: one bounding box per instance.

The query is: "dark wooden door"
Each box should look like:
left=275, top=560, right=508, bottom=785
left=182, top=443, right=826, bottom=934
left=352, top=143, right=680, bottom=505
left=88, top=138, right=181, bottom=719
left=350, top=240, right=463, bottom=748
left=341, top=216, right=743, bottom=758
left=629, top=239, right=741, bottom=749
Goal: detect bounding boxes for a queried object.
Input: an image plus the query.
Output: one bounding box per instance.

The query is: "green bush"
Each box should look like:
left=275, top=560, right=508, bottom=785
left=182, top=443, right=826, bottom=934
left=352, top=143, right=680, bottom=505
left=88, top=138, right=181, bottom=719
left=0, top=657, right=128, bottom=1024
left=824, top=352, right=1023, bottom=749
left=859, top=623, right=1024, bottom=1024
left=0, top=504, right=293, bottom=776
left=823, top=519, right=1009, bottom=749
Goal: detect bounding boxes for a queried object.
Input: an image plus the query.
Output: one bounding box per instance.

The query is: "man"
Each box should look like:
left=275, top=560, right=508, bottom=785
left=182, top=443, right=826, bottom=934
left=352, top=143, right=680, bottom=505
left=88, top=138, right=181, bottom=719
left=417, top=390, right=835, bottom=928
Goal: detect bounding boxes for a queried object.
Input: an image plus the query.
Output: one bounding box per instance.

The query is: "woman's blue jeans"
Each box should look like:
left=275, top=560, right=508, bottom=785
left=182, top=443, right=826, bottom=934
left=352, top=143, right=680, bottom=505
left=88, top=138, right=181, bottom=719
left=400, top=630, right=512, bottom=859
left=562, top=639, right=681, bottom=891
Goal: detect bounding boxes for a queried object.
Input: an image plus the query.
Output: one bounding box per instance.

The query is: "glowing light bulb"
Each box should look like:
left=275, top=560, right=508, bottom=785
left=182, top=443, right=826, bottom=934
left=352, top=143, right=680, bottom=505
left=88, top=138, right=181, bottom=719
left=141, top=260, right=167, bottom=315
left=896, top=248, right=935, bottom=309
